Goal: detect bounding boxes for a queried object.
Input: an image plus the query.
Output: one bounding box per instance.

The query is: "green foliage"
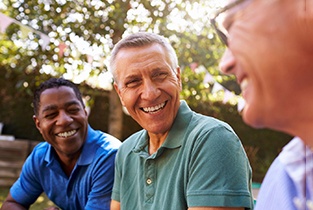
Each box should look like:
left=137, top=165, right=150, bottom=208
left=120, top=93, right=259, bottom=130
left=180, top=66, right=210, bottom=105
left=0, top=0, right=225, bottom=91
left=0, top=0, right=292, bottom=182
left=0, top=0, right=223, bottom=138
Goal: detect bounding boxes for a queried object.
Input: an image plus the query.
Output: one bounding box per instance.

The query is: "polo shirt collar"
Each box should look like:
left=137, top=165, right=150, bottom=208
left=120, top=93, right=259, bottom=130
left=162, top=100, right=192, bottom=149
left=78, top=125, right=97, bottom=165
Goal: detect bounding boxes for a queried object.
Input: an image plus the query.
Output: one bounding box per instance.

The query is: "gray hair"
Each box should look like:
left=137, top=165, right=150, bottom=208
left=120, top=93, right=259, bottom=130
left=109, top=32, right=179, bottom=81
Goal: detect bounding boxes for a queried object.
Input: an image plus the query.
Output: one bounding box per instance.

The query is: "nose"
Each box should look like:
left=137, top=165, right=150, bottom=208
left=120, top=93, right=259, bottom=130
left=141, top=80, right=161, bottom=100
left=56, top=110, right=73, bottom=126
left=219, top=48, right=236, bottom=75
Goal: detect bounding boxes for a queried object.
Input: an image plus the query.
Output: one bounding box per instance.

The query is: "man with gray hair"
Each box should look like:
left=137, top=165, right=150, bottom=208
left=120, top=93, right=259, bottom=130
left=109, top=32, right=254, bottom=210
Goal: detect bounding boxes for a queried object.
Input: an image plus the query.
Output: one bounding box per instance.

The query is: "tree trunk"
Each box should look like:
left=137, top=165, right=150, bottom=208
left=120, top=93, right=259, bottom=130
left=107, top=1, right=130, bottom=141
left=108, top=89, right=123, bottom=140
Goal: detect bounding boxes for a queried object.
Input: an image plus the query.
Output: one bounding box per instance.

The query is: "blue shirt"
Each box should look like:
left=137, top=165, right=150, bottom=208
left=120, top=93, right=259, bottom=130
left=112, top=101, right=253, bottom=210
left=255, top=137, right=313, bottom=210
left=10, top=125, right=121, bottom=210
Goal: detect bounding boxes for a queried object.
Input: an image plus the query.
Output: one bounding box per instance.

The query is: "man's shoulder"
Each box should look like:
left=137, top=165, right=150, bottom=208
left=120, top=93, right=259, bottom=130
left=31, top=141, right=49, bottom=155
left=101, top=132, right=122, bottom=148
left=88, top=127, right=122, bottom=150
left=118, top=130, right=145, bottom=150
left=190, top=111, right=233, bottom=133
left=22, top=141, right=49, bottom=167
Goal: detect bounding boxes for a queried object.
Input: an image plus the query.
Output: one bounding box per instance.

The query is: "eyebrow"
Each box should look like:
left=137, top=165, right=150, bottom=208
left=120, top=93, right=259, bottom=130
left=124, top=66, right=161, bottom=77
left=151, top=67, right=164, bottom=73
left=124, top=74, right=140, bottom=81
left=40, top=105, right=57, bottom=115
left=41, top=101, right=81, bottom=113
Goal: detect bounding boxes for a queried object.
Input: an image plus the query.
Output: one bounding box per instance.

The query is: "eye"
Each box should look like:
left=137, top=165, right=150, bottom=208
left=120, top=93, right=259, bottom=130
left=67, top=105, right=81, bottom=113
left=223, top=14, right=235, bottom=32
left=44, top=112, right=57, bottom=119
left=125, top=78, right=142, bottom=88
left=153, top=71, right=168, bottom=80
left=68, top=108, right=80, bottom=113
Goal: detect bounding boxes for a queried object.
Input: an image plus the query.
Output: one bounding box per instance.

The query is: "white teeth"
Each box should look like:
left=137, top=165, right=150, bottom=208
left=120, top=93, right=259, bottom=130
left=57, top=130, right=76, bottom=138
left=240, top=78, right=248, bottom=92
left=143, top=102, right=165, bottom=113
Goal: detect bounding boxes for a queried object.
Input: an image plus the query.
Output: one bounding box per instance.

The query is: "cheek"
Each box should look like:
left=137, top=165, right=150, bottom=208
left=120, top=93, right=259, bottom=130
left=39, top=124, right=51, bottom=135
left=36, top=119, right=55, bottom=136
left=119, top=90, right=138, bottom=107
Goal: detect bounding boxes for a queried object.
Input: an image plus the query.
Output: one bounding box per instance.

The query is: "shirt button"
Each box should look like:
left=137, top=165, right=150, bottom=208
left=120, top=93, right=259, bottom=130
left=146, top=178, right=152, bottom=185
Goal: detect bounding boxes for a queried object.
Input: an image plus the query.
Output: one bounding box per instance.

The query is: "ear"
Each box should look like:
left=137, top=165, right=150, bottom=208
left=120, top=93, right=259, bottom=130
left=113, top=82, right=126, bottom=106
left=33, top=115, right=42, bottom=134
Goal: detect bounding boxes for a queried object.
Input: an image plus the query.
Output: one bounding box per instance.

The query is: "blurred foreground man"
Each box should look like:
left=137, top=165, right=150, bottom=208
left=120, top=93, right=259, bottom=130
left=210, top=0, right=313, bottom=209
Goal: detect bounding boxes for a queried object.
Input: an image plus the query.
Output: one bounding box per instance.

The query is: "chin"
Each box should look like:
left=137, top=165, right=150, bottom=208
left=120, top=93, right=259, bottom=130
left=242, top=106, right=265, bottom=129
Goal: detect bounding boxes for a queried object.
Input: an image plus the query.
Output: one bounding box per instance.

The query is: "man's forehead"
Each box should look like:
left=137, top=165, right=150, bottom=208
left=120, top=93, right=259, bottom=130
left=39, top=87, right=78, bottom=105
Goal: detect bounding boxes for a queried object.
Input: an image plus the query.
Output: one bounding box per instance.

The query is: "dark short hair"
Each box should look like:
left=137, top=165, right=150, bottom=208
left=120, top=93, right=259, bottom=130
left=33, top=78, right=85, bottom=116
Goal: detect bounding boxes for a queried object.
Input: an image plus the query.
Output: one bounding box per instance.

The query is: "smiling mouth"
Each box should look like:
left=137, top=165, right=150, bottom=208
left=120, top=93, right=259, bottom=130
left=141, top=101, right=167, bottom=113
left=240, top=78, right=249, bottom=92
left=56, top=129, right=77, bottom=138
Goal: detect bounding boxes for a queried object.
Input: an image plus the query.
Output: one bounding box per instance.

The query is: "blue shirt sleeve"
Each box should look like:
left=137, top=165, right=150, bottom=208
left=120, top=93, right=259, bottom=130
left=255, top=157, right=298, bottom=210
left=10, top=144, right=44, bottom=207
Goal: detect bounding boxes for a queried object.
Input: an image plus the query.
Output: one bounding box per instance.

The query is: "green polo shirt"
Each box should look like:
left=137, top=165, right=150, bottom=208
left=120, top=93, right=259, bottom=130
left=112, top=100, right=253, bottom=209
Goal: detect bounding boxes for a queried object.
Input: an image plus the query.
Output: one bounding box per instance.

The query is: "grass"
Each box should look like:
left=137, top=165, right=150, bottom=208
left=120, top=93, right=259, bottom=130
left=0, top=187, right=57, bottom=209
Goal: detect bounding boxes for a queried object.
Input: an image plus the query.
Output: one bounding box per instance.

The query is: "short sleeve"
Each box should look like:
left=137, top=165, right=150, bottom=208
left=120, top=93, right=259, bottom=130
left=187, top=125, right=253, bottom=209
left=10, top=149, right=43, bottom=207
left=255, top=158, right=297, bottom=210
left=111, top=148, right=122, bottom=202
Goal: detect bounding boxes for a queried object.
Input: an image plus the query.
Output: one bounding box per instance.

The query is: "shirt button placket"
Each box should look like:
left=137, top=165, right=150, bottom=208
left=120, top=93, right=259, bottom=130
left=146, top=178, right=152, bottom=185
left=145, top=159, right=155, bottom=203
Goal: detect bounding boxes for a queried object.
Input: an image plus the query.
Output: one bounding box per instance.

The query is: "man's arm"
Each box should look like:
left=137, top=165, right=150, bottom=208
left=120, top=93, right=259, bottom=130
left=110, top=199, right=120, bottom=210
left=0, top=193, right=28, bottom=210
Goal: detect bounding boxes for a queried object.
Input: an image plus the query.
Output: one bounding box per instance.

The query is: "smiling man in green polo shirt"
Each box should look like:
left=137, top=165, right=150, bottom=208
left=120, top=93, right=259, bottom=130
left=109, top=32, right=254, bottom=210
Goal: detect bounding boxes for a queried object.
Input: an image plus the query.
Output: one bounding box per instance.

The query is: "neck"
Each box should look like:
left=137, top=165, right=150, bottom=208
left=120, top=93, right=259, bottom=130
left=278, top=118, right=313, bottom=150
left=61, top=160, right=76, bottom=177
left=55, top=150, right=80, bottom=177
left=269, top=93, right=313, bottom=150
left=148, top=132, right=169, bottom=155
